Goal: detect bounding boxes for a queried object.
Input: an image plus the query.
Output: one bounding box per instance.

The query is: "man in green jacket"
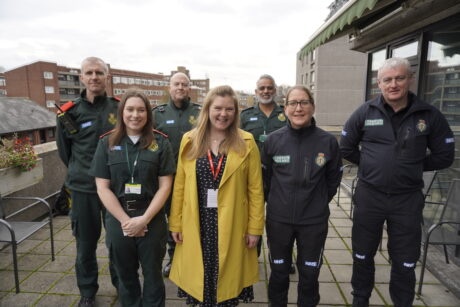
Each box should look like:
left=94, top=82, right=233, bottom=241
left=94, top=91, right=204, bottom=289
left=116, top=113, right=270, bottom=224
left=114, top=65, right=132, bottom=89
left=153, top=72, right=201, bottom=277
left=56, top=57, right=118, bottom=307
left=240, top=74, right=296, bottom=273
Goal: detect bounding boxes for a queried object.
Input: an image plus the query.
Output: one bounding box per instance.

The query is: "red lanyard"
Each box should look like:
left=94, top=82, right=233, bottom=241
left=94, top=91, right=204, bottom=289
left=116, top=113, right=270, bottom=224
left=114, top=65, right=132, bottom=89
left=207, top=150, right=224, bottom=182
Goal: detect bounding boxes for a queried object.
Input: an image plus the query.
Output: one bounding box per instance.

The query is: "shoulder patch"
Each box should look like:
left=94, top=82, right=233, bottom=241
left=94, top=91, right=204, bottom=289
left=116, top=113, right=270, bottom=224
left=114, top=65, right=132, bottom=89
left=99, top=129, right=115, bottom=139
left=153, top=104, right=166, bottom=112
left=60, top=101, right=76, bottom=113
left=153, top=129, right=168, bottom=138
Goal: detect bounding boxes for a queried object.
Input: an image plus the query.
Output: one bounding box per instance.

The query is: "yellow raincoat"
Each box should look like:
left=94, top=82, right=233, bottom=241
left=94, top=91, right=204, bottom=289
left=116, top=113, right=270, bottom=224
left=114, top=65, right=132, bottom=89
left=169, top=129, right=264, bottom=302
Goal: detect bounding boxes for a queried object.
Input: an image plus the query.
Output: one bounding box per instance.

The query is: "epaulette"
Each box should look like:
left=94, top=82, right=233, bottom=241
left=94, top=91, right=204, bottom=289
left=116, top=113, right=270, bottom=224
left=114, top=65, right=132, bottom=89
left=153, top=104, right=166, bottom=112
left=112, top=96, right=121, bottom=102
left=241, top=106, right=255, bottom=113
left=99, top=129, right=115, bottom=139
left=153, top=129, right=168, bottom=138
left=60, top=101, right=76, bottom=113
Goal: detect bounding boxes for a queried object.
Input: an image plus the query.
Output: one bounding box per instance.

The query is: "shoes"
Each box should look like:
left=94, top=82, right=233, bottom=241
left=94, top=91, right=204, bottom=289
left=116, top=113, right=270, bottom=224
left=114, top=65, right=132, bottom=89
left=289, top=263, right=296, bottom=274
left=78, top=296, right=95, bottom=307
left=163, top=262, right=172, bottom=277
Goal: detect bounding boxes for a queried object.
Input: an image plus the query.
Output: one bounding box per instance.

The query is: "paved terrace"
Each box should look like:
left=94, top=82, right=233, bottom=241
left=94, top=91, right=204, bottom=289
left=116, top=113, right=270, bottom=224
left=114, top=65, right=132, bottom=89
left=1, top=191, right=460, bottom=307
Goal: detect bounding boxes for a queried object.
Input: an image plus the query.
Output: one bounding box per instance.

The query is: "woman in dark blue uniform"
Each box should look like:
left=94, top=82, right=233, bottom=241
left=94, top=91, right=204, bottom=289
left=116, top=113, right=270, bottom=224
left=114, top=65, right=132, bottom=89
left=90, top=89, right=175, bottom=307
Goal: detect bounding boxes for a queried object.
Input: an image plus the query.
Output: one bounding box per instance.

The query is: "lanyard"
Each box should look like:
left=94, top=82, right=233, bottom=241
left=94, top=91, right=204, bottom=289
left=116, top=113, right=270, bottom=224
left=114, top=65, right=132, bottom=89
left=125, top=144, right=140, bottom=183
left=207, top=150, right=224, bottom=182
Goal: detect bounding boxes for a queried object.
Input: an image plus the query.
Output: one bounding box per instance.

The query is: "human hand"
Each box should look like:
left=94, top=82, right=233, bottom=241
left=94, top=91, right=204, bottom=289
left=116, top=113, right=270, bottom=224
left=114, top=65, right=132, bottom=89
left=245, top=234, right=260, bottom=248
left=172, top=232, right=183, bottom=243
left=122, top=216, right=147, bottom=237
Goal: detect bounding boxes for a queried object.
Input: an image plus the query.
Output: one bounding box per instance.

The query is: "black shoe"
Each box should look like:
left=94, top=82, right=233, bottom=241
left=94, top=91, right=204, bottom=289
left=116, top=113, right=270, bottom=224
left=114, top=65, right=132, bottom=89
left=163, top=262, right=172, bottom=277
left=78, top=296, right=95, bottom=307
left=289, top=264, right=296, bottom=274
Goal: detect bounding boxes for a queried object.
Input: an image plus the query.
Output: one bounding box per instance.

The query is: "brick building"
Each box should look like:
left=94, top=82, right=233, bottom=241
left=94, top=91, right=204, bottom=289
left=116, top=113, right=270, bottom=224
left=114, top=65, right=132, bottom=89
left=4, top=61, right=210, bottom=112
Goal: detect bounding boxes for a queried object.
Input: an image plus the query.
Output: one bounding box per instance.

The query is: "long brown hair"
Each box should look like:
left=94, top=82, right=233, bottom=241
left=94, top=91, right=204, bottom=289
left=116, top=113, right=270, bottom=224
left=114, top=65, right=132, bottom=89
left=109, top=89, right=155, bottom=149
left=187, top=85, right=246, bottom=159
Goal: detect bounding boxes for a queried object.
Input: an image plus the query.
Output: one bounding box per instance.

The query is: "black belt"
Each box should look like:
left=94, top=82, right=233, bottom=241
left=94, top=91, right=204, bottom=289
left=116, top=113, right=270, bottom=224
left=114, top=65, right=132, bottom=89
left=119, top=197, right=151, bottom=211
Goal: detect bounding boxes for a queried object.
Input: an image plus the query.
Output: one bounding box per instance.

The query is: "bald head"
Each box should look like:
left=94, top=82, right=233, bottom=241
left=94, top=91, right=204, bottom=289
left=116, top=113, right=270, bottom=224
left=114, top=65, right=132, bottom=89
left=169, top=72, right=191, bottom=106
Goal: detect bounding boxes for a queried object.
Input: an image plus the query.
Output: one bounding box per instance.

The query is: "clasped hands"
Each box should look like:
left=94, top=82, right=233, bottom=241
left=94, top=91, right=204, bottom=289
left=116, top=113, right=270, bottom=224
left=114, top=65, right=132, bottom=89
left=122, top=216, right=147, bottom=237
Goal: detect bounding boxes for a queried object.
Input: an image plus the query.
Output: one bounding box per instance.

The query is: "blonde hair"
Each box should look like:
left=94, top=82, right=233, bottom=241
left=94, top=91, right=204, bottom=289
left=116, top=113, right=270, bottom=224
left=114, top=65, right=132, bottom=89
left=187, top=85, right=246, bottom=159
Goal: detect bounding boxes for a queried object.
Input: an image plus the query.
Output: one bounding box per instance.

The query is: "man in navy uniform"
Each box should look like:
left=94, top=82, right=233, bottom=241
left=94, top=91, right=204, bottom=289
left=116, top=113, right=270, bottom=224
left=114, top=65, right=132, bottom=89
left=340, top=57, right=455, bottom=307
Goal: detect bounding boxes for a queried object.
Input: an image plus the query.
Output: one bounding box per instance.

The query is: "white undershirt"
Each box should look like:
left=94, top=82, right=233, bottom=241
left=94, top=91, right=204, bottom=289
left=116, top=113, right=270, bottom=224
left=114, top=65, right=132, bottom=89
left=128, top=135, right=140, bottom=144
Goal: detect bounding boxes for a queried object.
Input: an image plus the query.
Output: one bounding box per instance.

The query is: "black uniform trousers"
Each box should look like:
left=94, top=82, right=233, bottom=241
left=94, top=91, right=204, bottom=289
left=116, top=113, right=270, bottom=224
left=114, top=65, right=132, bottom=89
left=351, top=182, right=424, bottom=307
left=70, top=191, right=104, bottom=298
left=106, top=208, right=167, bottom=307
left=266, top=219, right=328, bottom=307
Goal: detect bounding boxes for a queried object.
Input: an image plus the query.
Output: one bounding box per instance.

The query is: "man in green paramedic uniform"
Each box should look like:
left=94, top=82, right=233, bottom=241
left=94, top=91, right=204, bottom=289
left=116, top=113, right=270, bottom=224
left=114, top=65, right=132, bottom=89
left=56, top=57, right=118, bottom=307
left=153, top=72, right=201, bottom=277
left=240, top=74, right=295, bottom=273
left=240, top=74, right=286, bottom=153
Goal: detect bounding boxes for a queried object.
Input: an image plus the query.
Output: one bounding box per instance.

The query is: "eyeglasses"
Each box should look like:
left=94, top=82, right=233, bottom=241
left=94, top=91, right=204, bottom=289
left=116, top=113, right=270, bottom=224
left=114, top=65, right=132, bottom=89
left=257, top=86, right=274, bottom=91
left=380, top=75, right=408, bottom=85
left=286, top=100, right=312, bottom=108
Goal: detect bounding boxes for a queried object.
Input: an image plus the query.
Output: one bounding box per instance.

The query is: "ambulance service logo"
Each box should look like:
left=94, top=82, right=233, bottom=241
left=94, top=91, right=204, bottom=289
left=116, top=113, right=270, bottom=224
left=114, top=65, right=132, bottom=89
left=108, top=113, right=117, bottom=125
left=189, top=115, right=197, bottom=125
left=278, top=113, right=286, bottom=121
left=416, top=119, right=427, bottom=132
left=315, top=152, right=326, bottom=167
left=148, top=143, right=159, bottom=152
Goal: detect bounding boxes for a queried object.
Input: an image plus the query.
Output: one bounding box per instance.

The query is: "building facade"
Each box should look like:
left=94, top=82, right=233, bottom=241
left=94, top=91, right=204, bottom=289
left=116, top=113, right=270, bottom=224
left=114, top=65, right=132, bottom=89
left=296, top=35, right=367, bottom=126
left=4, top=61, right=210, bottom=111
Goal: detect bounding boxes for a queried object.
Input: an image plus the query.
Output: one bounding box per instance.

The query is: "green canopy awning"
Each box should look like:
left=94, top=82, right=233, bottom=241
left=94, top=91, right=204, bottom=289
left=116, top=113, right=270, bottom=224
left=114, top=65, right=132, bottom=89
left=299, top=0, right=379, bottom=58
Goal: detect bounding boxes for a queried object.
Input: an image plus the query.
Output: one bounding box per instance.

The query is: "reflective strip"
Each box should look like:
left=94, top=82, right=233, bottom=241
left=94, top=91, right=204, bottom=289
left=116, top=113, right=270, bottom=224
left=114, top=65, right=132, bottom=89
left=273, top=259, right=284, bottom=264
left=355, top=253, right=365, bottom=259
left=445, top=137, right=454, bottom=144
left=403, top=262, right=415, bottom=268
left=341, top=130, right=347, bottom=136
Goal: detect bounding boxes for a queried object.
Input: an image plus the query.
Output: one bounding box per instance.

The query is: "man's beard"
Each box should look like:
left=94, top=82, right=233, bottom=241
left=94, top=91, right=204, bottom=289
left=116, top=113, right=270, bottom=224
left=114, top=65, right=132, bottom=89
left=258, top=96, right=274, bottom=104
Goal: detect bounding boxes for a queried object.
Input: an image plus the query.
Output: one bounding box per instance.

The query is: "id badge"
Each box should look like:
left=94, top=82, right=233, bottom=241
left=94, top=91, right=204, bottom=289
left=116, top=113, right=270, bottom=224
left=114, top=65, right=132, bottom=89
left=125, top=183, right=141, bottom=194
left=207, top=189, right=218, bottom=208
left=259, top=134, right=267, bottom=143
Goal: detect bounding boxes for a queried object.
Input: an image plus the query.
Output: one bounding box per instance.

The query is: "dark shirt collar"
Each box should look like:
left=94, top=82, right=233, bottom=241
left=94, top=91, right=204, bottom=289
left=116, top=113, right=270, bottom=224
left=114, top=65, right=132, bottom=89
left=287, top=117, right=316, bottom=135
left=80, top=89, right=107, bottom=104
left=169, top=97, right=190, bottom=110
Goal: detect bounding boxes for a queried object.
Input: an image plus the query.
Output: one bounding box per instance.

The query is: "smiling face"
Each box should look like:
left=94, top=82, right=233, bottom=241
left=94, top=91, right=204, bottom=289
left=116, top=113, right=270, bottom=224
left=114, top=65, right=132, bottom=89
left=209, top=95, right=236, bottom=132
left=377, top=65, right=412, bottom=105
left=255, top=78, right=276, bottom=104
left=80, top=60, right=108, bottom=97
left=284, top=88, right=315, bottom=129
left=123, top=97, right=148, bottom=135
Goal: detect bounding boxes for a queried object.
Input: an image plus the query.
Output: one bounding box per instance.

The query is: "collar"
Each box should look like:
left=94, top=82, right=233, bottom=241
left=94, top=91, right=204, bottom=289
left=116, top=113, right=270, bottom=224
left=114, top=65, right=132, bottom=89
left=80, top=89, right=108, bottom=105
left=169, top=97, right=190, bottom=110
left=370, top=92, right=430, bottom=115
left=287, top=117, right=316, bottom=135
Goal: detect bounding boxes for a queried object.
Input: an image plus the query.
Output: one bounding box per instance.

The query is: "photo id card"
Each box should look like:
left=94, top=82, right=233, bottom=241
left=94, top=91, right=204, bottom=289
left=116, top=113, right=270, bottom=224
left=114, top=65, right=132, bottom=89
left=125, top=183, right=141, bottom=194
left=207, top=189, right=218, bottom=208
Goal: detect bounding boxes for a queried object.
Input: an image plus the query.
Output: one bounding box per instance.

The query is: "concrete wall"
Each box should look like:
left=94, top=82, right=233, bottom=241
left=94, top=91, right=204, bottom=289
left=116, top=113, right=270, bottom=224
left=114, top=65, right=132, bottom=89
left=297, top=36, right=368, bottom=126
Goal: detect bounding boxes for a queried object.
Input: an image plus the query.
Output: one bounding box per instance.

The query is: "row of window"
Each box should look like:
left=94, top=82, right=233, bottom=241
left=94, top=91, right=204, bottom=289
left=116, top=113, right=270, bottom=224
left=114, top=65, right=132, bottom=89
left=113, top=89, right=164, bottom=96
left=113, top=76, right=169, bottom=86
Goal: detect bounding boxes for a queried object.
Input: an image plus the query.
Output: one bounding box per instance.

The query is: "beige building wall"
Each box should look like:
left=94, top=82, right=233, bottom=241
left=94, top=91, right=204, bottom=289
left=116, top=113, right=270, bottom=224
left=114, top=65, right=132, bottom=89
left=296, top=36, right=367, bottom=126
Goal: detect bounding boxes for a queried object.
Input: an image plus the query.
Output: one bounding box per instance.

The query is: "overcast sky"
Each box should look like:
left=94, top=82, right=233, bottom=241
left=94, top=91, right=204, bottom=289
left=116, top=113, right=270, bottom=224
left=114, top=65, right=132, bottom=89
left=0, top=0, right=330, bottom=92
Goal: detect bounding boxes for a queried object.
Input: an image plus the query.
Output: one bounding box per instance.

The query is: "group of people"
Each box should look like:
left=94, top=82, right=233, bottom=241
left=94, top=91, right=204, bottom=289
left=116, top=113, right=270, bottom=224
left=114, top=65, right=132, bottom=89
left=56, top=56, right=454, bottom=307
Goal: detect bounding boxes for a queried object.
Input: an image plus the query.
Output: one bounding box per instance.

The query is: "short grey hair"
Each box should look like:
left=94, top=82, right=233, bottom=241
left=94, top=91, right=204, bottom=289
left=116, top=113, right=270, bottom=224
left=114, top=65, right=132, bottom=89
left=81, top=57, right=108, bottom=74
left=256, top=74, right=277, bottom=88
left=377, top=57, right=411, bottom=79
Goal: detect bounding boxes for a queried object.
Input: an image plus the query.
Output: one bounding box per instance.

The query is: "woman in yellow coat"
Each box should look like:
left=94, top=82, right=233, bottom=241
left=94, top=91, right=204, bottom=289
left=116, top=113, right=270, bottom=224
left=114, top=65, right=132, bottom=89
left=168, top=85, right=265, bottom=306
